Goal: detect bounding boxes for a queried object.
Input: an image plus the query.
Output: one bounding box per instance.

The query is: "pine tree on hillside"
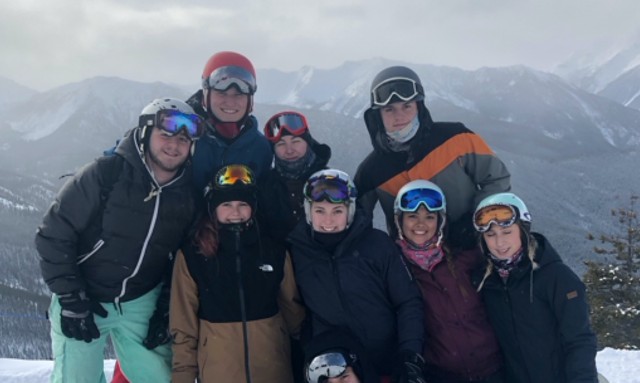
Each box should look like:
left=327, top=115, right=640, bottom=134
left=583, top=195, right=640, bottom=349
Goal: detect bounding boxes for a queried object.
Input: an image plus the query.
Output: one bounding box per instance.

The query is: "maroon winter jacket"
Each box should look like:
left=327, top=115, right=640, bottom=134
left=407, top=247, right=503, bottom=381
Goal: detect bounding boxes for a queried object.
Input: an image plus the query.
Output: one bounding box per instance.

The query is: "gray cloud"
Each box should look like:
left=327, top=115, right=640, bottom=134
left=1, top=0, right=639, bottom=90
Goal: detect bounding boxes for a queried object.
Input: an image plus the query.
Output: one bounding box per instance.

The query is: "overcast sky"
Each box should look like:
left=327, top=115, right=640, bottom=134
left=2, top=0, right=639, bottom=91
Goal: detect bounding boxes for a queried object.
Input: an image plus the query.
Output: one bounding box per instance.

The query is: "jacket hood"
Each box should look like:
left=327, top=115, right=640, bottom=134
left=529, top=232, right=561, bottom=269
left=115, top=128, right=146, bottom=172
left=363, top=100, right=435, bottom=154
left=186, top=90, right=208, bottom=119
left=309, top=139, right=331, bottom=169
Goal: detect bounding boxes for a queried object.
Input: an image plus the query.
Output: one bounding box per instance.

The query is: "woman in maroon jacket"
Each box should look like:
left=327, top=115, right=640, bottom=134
left=393, top=180, right=504, bottom=383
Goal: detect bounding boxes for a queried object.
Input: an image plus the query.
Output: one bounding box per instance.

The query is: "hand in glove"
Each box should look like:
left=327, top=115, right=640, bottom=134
left=58, top=290, right=108, bottom=343
left=143, top=308, right=171, bottom=350
left=393, top=350, right=427, bottom=383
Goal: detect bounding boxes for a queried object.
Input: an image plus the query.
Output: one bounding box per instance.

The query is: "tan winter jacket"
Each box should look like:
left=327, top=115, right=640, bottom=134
left=170, top=235, right=305, bottom=383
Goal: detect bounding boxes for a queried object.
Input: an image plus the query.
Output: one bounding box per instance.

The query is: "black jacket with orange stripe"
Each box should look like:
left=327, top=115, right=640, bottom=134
left=354, top=102, right=511, bottom=245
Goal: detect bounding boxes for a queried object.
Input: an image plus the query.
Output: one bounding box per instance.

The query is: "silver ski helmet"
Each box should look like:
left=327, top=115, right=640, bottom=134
left=137, top=97, right=203, bottom=155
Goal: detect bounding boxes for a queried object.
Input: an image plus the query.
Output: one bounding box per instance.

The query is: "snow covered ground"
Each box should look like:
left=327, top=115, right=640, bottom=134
left=0, top=348, right=637, bottom=382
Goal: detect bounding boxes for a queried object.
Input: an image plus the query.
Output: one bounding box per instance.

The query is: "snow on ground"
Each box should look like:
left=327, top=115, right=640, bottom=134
left=0, top=359, right=115, bottom=383
left=0, top=348, right=637, bottom=382
left=596, top=348, right=640, bottom=383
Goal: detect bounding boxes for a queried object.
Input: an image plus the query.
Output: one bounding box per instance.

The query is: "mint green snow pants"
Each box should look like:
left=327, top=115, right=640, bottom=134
left=48, top=285, right=171, bottom=383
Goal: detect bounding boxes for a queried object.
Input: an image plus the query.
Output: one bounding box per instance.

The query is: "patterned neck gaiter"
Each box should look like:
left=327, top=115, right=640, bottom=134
left=396, top=237, right=444, bottom=272
left=489, top=247, right=524, bottom=280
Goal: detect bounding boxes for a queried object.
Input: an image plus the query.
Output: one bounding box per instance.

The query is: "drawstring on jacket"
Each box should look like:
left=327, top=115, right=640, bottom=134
left=144, top=183, right=160, bottom=202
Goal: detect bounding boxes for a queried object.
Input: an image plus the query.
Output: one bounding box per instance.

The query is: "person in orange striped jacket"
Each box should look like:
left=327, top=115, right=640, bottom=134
left=354, top=65, right=511, bottom=250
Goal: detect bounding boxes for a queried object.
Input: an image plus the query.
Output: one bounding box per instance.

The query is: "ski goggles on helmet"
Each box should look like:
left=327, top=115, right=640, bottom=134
left=473, top=205, right=517, bottom=233
left=203, top=65, right=257, bottom=94
left=398, top=188, right=445, bottom=213
left=304, top=173, right=355, bottom=204
left=306, top=352, right=354, bottom=383
left=264, top=111, right=310, bottom=143
left=156, top=110, right=204, bottom=140
left=371, top=77, right=421, bottom=107
left=214, top=164, right=255, bottom=188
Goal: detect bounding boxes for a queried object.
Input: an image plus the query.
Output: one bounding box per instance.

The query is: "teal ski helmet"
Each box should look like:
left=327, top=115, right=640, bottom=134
left=473, top=192, right=532, bottom=238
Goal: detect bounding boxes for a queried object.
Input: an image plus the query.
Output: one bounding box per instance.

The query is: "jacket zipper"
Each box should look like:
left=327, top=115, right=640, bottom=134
left=233, top=226, right=253, bottom=383
left=77, top=239, right=105, bottom=265
left=114, top=184, right=162, bottom=311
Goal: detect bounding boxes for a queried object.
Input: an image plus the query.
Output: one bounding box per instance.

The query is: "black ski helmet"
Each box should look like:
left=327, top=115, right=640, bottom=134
left=369, top=66, right=425, bottom=109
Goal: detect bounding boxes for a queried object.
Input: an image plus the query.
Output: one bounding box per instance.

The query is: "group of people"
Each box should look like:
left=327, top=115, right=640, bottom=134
left=35, top=51, right=600, bottom=383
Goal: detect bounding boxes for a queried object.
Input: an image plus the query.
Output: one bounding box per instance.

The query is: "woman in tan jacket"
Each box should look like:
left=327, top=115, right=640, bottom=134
left=170, top=164, right=305, bottom=383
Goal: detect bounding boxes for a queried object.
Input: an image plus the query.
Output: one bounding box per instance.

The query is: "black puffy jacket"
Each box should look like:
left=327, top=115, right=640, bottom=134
left=287, top=210, right=424, bottom=376
left=36, top=128, right=195, bottom=304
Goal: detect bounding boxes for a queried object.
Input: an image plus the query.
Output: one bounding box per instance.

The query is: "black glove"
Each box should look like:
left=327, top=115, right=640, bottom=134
left=58, top=290, right=108, bottom=343
left=392, top=350, right=427, bottom=383
left=447, top=212, right=478, bottom=250
left=143, top=281, right=172, bottom=350
left=143, top=308, right=171, bottom=350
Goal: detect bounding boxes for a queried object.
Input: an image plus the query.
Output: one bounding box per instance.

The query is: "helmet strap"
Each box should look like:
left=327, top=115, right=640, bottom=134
left=138, top=126, right=148, bottom=153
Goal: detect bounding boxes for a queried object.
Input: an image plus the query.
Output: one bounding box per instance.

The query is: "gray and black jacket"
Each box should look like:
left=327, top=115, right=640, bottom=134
left=354, top=102, right=511, bottom=246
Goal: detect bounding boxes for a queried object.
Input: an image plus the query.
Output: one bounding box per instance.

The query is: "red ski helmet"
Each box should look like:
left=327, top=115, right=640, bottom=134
left=201, top=51, right=257, bottom=95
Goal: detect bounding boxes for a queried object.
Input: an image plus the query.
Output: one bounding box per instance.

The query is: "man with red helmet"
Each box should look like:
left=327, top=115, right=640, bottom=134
left=187, top=51, right=273, bottom=197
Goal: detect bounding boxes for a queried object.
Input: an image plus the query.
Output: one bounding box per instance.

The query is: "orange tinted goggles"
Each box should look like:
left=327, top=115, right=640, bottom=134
left=473, top=205, right=517, bottom=233
left=215, top=164, right=255, bottom=187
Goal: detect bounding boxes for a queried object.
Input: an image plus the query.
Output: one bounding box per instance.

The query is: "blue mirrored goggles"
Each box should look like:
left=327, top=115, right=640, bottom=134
left=372, top=77, right=422, bottom=107
left=203, top=65, right=257, bottom=94
left=304, top=177, right=351, bottom=204
left=306, top=352, right=352, bottom=383
left=398, top=188, right=445, bottom=213
left=156, top=109, right=204, bottom=140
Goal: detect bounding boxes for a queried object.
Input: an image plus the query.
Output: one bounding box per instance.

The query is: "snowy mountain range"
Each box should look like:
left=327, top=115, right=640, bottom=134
left=554, top=41, right=640, bottom=109
left=1, top=55, right=639, bottom=359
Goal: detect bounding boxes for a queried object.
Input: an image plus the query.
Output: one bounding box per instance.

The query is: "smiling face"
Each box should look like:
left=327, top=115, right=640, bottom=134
left=274, top=135, right=308, bottom=161
left=400, top=205, right=439, bottom=246
left=482, top=223, right=522, bottom=260
left=380, top=100, right=418, bottom=133
left=207, top=87, right=250, bottom=122
left=215, top=200, right=252, bottom=224
left=310, top=200, right=348, bottom=233
left=145, top=127, right=191, bottom=185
